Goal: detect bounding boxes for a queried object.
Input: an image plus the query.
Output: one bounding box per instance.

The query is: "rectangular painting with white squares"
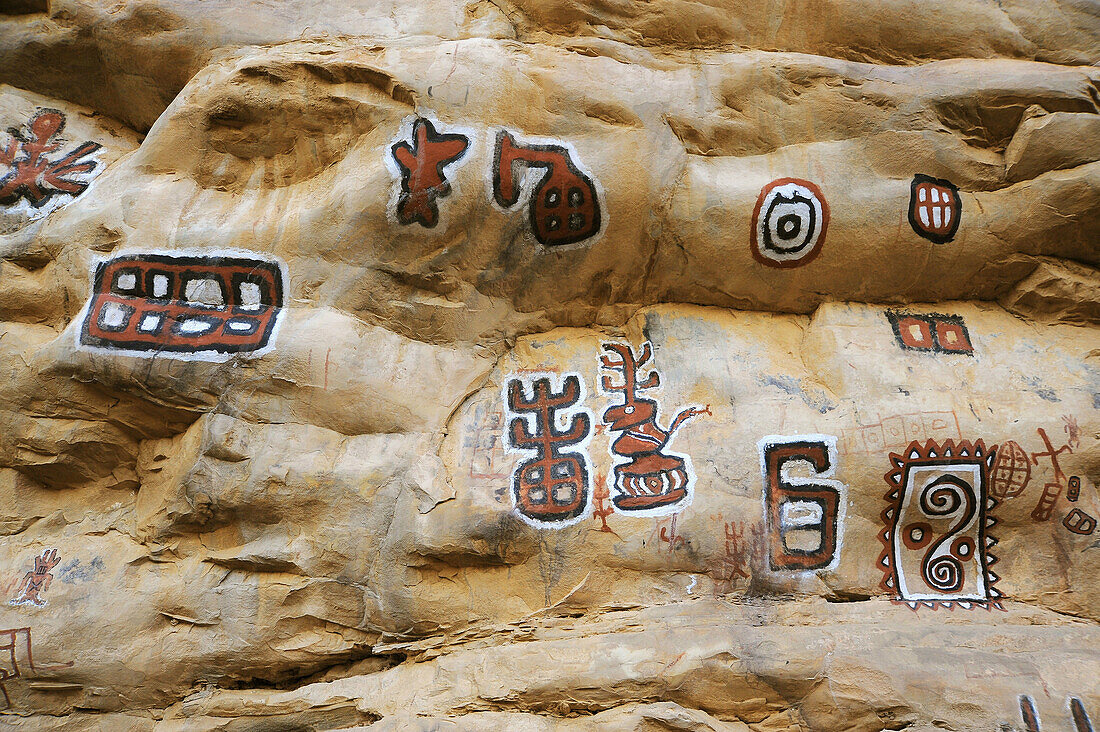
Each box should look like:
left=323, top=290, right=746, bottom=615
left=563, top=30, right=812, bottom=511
left=78, top=250, right=287, bottom=360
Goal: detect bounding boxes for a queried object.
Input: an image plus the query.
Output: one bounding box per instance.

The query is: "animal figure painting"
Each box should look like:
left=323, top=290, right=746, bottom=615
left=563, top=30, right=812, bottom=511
left=389, top=117, right=470, bottom=228
left=0, top=109, right=101, bottom=213
left=599, top=342, right=708, bottom=516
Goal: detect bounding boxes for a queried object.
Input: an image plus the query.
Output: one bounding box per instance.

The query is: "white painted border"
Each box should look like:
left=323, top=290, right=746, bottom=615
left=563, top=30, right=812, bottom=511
left=485, top=127, right=608, bottom=252
left=74, top=247, right=289, bottom=363
left=0, top=116, right=104, bottom=226
left=598, top=341, right=698, bottom=519
left=753, top=181, right=825, bottom=265
left=501, top=371, right=595, bottom=529
left=756, top=433, right=846, bottom=573
left=383, top=110, right=477, bottom=234
left=894, top=462, right=987, bottom=602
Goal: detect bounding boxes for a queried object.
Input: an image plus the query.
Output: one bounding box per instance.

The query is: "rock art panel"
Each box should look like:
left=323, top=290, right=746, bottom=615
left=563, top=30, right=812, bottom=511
left=1068, top=475, right=1081, bottom=502
left=991, top=440, right=1032, bottom=500
left=0, top=627, right=70, bottom=709
left=599, top=342, right=708, bottom=517
left=880, top=439, right=1002, bottom=610
left=758, top=435, right=844, bottom=572
left=908, top=174, right=962, bottom=244
left=9, top=549, right=59, bottom=607
left=1063, top=508, right=1097, bottom=535
left=387, top=116, right=470, bottom=228
left=0, top=109, right=101, bottom=219
left=77, top=251, right=287, bottom=361
left=750, top=178, right=829, bottom=268
left=492, top=129, right=602, bottom=247
left=841, top=411, right=961, bottom=456
left=886, top=311, right=974, bottom=355
left=1029, top=426, right=1075, bottom=522
left=503, top=373, right=594, bottom=528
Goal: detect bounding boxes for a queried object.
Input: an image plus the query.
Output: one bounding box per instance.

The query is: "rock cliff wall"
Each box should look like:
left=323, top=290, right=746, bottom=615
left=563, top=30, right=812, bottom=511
left=0, top=1, right=1097, bottom=729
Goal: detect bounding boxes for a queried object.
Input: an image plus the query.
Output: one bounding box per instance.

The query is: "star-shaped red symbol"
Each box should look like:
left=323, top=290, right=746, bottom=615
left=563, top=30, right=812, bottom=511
left=390, top=118, right=469, bottom=228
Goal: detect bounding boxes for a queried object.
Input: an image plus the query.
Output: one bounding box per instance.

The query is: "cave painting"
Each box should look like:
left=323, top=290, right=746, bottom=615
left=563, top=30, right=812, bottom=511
left=908, top=174, right=961, bottom=244
left=504, top=373, right=594, bottom=527
left=389, top=117, right=470, bottom=228
left=9, top=549, right=60, bottom=607
left=759, top=435, right=845, bottom=571
left=1029, top=427, right=1074, bottom=521
left=750, top=178, right=829, bottom=268
left=1019, top=695, right=1095, bottom=732
left=841, top=410, right=960, bottom=456
left=0, top=109, right=101, bottom=214
left=599, top=342, right=709, bottom=517
left=78, top=251, right=287, bottom=360
left=1062, top=508, right=1097, bottom=536
left=0, top=627, right=72, bottom=709
left=886, top=310, right=973, bottom=355
left=990, top=439, right=1031, bottom=499
left=1067, top=475, right=1081, bottom=501
left=492, top=129, right=602, bottom=247
left=880, top=439, right=1002, bottom=610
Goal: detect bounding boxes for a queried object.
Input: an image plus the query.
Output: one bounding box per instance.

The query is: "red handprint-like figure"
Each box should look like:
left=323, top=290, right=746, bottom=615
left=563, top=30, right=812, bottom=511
left=492, top=129, right=601, bottom=247
left=0, top=110, right=101, bottom=208
left=600, top=342, right=709, bottom=515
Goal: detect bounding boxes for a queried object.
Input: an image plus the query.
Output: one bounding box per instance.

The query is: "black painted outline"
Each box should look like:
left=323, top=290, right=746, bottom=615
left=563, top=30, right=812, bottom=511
left=762, top=190, right=819, bottom=256
left=79, top=253, right=285, bottom=355
left=908, top=174, right=961, bottom=244
left=492, top=129, right=602, bottom=248
left=389, top=118, right=469, bottom=228
left=885, top=310, right=973, bottom=356
left=95, top=301, right=133, bottom=332
left=762, top=439, right=841, bottom=571
left=0, top=108, right=103, bottom=209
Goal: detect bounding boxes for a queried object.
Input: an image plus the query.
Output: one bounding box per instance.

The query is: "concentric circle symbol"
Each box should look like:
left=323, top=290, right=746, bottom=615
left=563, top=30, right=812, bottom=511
left=750, top=178, right=830, bottom=268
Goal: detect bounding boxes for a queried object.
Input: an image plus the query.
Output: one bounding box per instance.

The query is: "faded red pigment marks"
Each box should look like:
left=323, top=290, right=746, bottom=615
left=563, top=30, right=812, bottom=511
left=909, top=174, right=961, bottom=244
left=995, top=421, right=1094, bottom=536
left=750, top=178, right=829, bottom=268
left=758, top=435, right=845, bottom=571
left=79, top=252, right=286, bottom=359
left=9, top=550, right=59, bottom=607
left=879, top=439, right=1002, bottom=610
left=0, top=109, right=101, bottom=210
left=886, top=310, right=973, bottom=354
left=389, top=117, right=469, bottom=227
left=841, top=410, right=960, bottom=456
left=504, top=374, right=594, bottom=527
left=493, top=130, right=601, bottom=247
left=0, top=627, right=72, bottom=709
left=710, top=518, right=761, bottom=594
left=600, top=342, right=709, bottom=516
left=1029, top=427, right=1073, bottom=521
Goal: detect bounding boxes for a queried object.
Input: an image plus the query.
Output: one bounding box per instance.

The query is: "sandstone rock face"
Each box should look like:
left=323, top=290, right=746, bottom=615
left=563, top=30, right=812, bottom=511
left=0, top=1, right=1097, bottom=730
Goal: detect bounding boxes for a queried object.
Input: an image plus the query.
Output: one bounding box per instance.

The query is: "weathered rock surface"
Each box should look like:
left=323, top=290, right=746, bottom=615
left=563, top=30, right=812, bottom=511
left=0, top=0, right=1096, bottom=730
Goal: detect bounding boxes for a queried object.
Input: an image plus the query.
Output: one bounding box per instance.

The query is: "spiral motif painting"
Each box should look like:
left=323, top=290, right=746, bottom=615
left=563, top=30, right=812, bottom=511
left=879, top=439, right=1003, bottom=610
